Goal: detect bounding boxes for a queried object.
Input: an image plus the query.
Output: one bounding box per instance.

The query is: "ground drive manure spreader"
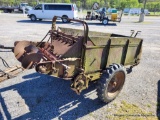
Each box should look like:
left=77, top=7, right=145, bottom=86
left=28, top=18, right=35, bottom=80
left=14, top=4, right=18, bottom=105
left=0, top=16, right=143, bottom=103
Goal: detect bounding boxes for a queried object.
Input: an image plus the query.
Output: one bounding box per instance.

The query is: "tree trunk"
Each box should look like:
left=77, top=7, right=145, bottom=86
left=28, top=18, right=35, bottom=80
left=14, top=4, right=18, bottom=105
left=72, top=0, right=75, bottom=3
left=139, top=13, right=144, bottom=22
left=139, top=0, right=147, bottom=22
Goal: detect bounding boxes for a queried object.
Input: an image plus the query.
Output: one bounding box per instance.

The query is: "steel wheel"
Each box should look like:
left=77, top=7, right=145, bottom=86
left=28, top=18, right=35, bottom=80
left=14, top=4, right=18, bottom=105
left=97, top=64, right=126, bottom=103
left=107, top=71, right=125, bottom=98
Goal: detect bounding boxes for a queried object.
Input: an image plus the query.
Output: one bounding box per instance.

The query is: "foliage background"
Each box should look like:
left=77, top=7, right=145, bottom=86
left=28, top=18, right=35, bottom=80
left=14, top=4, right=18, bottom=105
left=0, top=0, right=160, bottom=12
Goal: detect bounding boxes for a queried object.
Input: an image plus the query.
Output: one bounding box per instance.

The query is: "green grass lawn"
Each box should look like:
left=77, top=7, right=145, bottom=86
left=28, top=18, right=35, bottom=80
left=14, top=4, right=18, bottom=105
left=149, top=12, right=160, bottom=15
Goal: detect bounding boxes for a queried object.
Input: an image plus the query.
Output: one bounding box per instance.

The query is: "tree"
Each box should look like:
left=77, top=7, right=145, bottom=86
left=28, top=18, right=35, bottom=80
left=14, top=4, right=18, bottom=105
left=138, top=0, right=143, bottom=3
left=120, top=1, right=127, bottom=9
left=99, top=0, right=105, bottom=8
left=76, top=0, right=82, bottom=8
left=0, top=0, right=159, bottom=10
left=138, top=3, right=143, bottom=8
left=130, top=0, right=139, bottom=8
left=110, top=0, right=116, bottom=8
left=63, top=0, right=71, bottom=3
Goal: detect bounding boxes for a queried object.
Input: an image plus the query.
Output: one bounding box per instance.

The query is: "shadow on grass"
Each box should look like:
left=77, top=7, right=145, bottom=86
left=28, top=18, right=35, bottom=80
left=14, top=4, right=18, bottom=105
left=0, top=72, right=106, bottom=120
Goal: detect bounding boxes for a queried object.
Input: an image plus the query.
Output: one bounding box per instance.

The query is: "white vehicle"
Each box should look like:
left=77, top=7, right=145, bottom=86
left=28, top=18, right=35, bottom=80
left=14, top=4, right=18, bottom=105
left=128, top=8, right=150, bottom=15
left=27, top=3, right=78, bottom=22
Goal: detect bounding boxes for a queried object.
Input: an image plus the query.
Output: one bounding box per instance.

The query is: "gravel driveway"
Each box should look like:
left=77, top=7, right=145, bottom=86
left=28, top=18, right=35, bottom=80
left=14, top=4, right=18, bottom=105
left=0, top=13, right=160, bottom=120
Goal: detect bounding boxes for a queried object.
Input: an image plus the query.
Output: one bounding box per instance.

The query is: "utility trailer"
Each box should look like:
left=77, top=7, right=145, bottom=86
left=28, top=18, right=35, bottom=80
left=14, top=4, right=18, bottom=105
left=0, top=16, right=143, bottom=103
left=85, top=2, right=123, bottom=25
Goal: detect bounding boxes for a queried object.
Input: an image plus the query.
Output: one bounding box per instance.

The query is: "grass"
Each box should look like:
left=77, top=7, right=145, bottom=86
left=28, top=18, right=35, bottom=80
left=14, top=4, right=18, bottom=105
left=147, top=104, right=151, bottom=108
left=148, top=12, right=160, bottom=15
left=113, top=103, right=117, bottom=107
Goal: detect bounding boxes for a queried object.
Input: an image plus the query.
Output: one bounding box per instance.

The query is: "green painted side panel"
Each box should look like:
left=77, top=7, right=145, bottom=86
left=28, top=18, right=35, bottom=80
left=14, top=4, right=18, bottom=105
left=84, top=37, right=143, bottom=74
left=89, top=37, right=110, bottom=45
left=84, top=46, right=108, bottom=73
left=106, top=38, right=128, bottom=66
left=109, top=37, right=128, bottom=45
left=59, top=27, right=111, bottom=37
left=125, top=46, right=138, bottom=64
left=58, top=27, right=143, bottom=75
left=125, top=38, right=143, bottom=65
left=128, top=38, right=142, bottom=44
left=107, top=47, right=124, bottom=66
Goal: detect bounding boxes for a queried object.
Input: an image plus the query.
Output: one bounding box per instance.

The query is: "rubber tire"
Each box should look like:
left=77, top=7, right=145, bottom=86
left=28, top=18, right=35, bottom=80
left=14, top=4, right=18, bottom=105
left=62, top=15, right=68, bottom=23
left=102, top=18, right=109, bottom=25
left=97, top=64, right=126, bottom=103
left=30, top=15, right=37, bottom=21
left=4, top=10, right=8, bottom=13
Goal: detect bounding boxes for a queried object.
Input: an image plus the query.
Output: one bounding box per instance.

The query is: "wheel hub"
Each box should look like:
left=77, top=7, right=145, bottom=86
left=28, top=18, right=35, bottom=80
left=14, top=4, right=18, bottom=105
left=107, top=71, right=125, bottom=97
